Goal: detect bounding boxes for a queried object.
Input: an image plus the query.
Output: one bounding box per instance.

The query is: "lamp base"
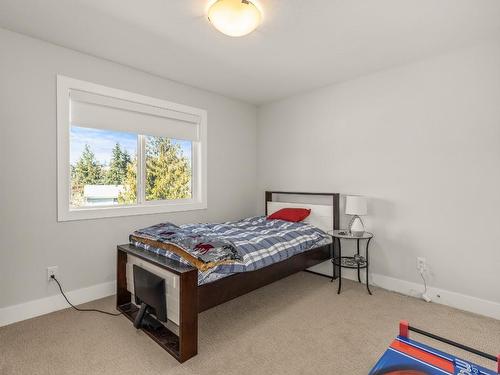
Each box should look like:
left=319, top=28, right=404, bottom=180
left=348, top=216, right=365, bottom=237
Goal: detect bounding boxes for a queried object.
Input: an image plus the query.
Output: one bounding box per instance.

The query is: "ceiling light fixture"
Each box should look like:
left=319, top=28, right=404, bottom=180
left=208, top=0, right=262, bottom=37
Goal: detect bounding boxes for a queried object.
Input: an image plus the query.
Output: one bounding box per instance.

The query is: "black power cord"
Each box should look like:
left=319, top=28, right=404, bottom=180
left=51, top=275, right=122, bottom=317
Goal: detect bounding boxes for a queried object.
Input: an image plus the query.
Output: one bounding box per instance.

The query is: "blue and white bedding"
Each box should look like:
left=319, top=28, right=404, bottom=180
left=130, top=216, right=331, bottom=285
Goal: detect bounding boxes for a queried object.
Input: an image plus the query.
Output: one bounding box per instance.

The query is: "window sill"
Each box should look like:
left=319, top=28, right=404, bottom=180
left=58, top=200, right=207, bottom=222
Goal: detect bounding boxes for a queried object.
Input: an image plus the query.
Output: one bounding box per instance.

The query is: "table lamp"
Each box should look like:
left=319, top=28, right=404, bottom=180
left=345, top=195, right=367, bottom=237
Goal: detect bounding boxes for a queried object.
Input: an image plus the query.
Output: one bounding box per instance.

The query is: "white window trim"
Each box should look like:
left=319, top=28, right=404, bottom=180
left=57, top=75, right=207, bottom=221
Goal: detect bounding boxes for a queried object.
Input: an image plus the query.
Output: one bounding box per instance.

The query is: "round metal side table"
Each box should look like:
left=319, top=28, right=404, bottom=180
left=329, top=230, right=374, bottom=295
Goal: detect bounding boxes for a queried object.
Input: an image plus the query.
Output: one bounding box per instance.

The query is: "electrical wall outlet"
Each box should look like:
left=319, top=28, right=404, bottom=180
left=416, top=257, right=427, bottom=272
left=47, top=266, right=58, bottom=281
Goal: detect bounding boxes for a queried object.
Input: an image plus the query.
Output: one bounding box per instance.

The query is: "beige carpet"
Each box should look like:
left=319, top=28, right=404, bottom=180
left=1, top=273, right=499, bottom=375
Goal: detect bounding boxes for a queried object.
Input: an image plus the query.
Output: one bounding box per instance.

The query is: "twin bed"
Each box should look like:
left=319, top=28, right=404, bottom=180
left=116, top=191, right=340, bottom=362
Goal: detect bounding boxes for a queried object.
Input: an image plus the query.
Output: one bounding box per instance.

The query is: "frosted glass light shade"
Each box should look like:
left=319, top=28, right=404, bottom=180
left=345, top=196, right=367, bottom=216
left=208, top=0, right=261, bottom=37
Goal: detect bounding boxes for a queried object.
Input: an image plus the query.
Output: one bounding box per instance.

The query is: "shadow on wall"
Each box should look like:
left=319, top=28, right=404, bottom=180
left=363, top=197, right=429, bottom=286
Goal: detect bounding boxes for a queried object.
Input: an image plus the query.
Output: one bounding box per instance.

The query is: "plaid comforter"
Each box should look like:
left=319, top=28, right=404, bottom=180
left=130, top=216, right=331, bottom=285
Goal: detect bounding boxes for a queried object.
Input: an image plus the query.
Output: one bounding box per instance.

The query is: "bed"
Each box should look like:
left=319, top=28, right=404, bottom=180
left=116, top=191, right=340, bottom=362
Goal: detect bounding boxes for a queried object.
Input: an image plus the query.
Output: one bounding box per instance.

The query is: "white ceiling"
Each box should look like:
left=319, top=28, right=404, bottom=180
left=1, top=0, right=500, bottom=104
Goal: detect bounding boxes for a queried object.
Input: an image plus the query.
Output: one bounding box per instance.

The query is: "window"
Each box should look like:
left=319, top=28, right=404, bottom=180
left=57, top=76, right=207, bottom=221
left=70, top=126, right=138, bottom=208
left=144, top=136, right=193, bottom=202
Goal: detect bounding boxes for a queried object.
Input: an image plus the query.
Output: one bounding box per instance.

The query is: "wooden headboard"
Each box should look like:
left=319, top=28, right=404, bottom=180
left=265, top=191, right=340, bottom=232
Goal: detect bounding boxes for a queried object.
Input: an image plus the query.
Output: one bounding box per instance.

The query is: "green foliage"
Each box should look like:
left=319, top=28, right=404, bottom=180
left=118, top=157, right=137, bottom=204
left=145, top=137, right=191, bottom=201
left=73, top=144, right=104, bottom=185
left=71, top=137, right=191, bottom=207
left=71, top=145, right=103, bottom=205
left=106, top=143, right=131, bottom=185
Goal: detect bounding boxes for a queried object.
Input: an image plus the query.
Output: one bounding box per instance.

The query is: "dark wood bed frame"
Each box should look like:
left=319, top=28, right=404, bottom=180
left=116, top=191, right=340, bottom=362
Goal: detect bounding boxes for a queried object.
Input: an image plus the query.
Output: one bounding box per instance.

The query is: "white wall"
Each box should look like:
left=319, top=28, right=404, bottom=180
left=1, top=27, right=499, bottom=323
left=258, top=41, right=500, bottom=312
left=0, top=29, right=257, bottom=311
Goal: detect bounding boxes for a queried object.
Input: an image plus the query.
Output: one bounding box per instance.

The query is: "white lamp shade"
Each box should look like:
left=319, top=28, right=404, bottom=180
left=345, top=196, right=367, bottom=216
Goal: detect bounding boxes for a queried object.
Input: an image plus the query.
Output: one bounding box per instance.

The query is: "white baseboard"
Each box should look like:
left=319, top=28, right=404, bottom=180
left=1, top=266, right=499, bottom=327
left=0, top=281, right=116, bottom=327
left=308, top=261, right=500, bottom=320
left=369, top=273, right=500, bottom=320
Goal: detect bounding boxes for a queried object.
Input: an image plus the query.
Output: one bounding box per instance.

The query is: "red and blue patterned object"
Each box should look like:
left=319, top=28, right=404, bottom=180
left=369, top=321, right=499, bottom=375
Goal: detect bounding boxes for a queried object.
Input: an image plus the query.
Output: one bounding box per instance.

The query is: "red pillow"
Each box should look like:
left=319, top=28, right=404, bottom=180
left=267, top=208, right=311, bottom=222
